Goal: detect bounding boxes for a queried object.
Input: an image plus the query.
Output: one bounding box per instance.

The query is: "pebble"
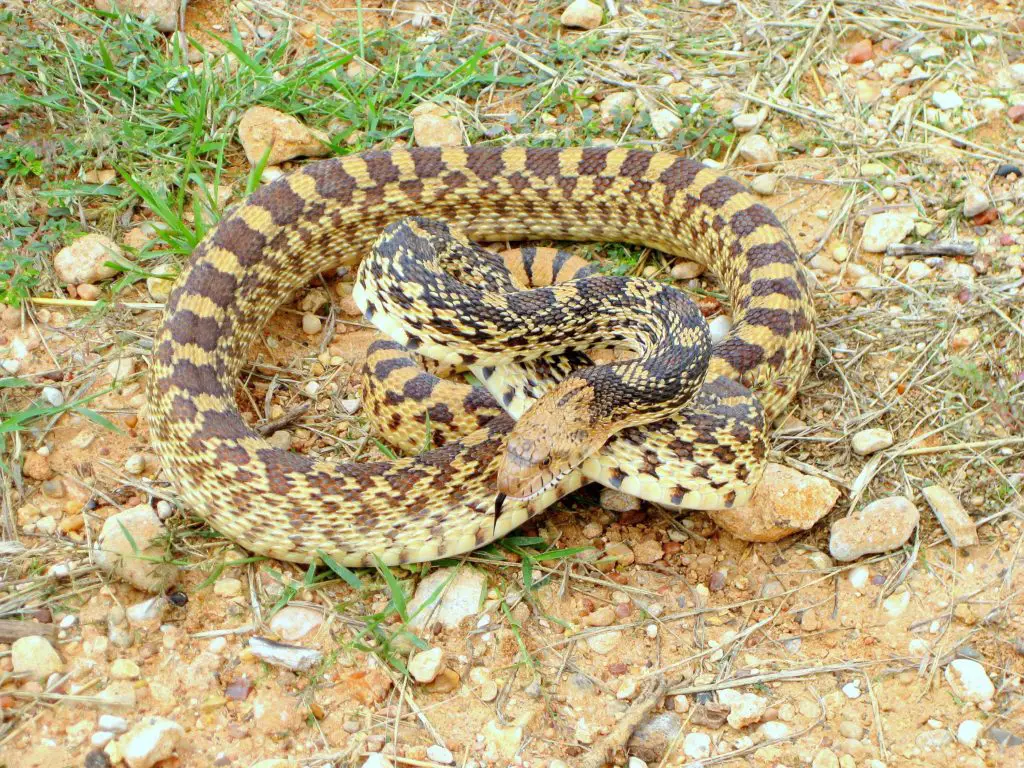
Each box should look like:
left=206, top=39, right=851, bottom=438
left=708, top=315, right=732, bottom=343
left=906, top=261, right=932, bottom=281
left=482, top=719, right=524, bottom=762
left=944, top=658, right=995, bottom=702
left=962, top=186, right=991, bottom=218
left=107, top=357, right=135, bottom=381
left=110, top=658, right=141, bottom=679
left=600, top=488, right=641, bottom=513
left=750, top=173, right=778, bottom=195
left=683, top=732, right=711, bottom=759
left=842, top=681, right=862, bottom=699
left=604, top=541, right=634, bottom=565
left=710, top=462, right=839, bottom=542
left=301, top=313, right=322, bottom=335
left=634, top=539, right=663, bottom=564
left=629, top=713, right=681, bottom=761
left=600, top=91, right=636, bottom=122
left=932, top=90, right=963, bottom=110
left=426, top=745, right=454, bottom=764
left=917, top=729, right=953, bottom=750
left=851, top=428, right=893, bottom=455
left=53, top=234, right=126, bottom=284
left=248, top=636, right=323, bottom=672
left=94, top=0, right=180, bottom=32
left=145, top=263, right=176, bottom=301
left=627, top=758, right=648, bottom=768
left=732, top=112, right=762, bottom=132
left=921, top=485, right=978, bottom=548
left=670, top=260, right=705, bottom=280
left=12, top=636, right=64, bottom=679
left=361, top=755, right=394, bottom=768
left=117, top=716, right=184, bottom=768
left=214, top=577, right=242, bottom=597
left=41, top=386, right=64, bottom=407
left=862, top=212, right=914, bottom=252
left=268, top=605, right=324, bottom=641
left=883, top=589, right=911, bottom=618
left=94, top=504, right=179, bottom=592
left=409, top=647, right=444, bottom=683
left=737, top=134, right=778, bottom=169
left=126, top=596, right=167, bottom=624
left=723, top=691, right=767, bottom=729
left=408, top=567, right=487, bottom=630
left=759, top=721, right=790, bottom=740
left=650, top=109, right=682, bottom=139
left=583, top=606, right=616, bottom=627
left=124, top=454, right=146, bottom=475
left=1010, top=105, right=1024, bottom=123
left=839, top=720, right=864, bottom=739
left=829, top=495, right=919, bottom=561
left=586, top=630, right=622, bottom=654
left=848, top=566, right=870, bottom=590
left=237, top=106, right=329, bottom=167
left=560, top=0, right=603, bottom=29
left=411, top=102, right=464, bottom=147
left=813, top=748, right=840, bottom=768
left=957, top=719, right=983, bottom=748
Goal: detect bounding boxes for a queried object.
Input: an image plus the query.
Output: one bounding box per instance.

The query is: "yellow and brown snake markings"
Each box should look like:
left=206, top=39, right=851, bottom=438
left=147, top=146, right=815, bottom=566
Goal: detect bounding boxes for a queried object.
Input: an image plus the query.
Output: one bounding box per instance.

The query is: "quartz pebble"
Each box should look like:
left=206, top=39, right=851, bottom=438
left=962, top=186, right=991, bottom=218
left=683, top=732, right=711, bottom=759
left=921, top=485, right=978, bottom=548
left=268, top=605, right=324, bottom=641
left=238, top=106, right=330, bottom=166
left=957, top=719, right=983, bottom=748
left=851, top=428, right=893, bottom=455
left=650, top=109, right=682, bottom=138
left=560, top=0, right=602, bottom=29
left=301, top=313, right=322, bottom=335
left=750, top=173, right=778, bottom=195
left=830, top=496, right=919, bottom=561
left=117, top=716, right=185, bottom=768
left=944, top=658, right=995, bottom=703
left=736, top=135, right=777, bottom=169
left=12, top=636, right=63, bottom=679
left=54, top=234, right=126, bottom=285
left=407, top=567, right=487, bottom=630
left=862, top=212, right=914, bottom=252
left=411, top=102, right=464, bottom=147
left=409, top=647, right=444, bottom=683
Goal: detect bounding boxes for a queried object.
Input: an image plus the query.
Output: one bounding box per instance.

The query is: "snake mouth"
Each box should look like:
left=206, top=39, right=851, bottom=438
left=504, top=466, right=573, bottom=502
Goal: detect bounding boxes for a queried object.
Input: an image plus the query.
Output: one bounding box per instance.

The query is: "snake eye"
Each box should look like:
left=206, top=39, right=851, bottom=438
left=541, top=457, right=551, bottom=467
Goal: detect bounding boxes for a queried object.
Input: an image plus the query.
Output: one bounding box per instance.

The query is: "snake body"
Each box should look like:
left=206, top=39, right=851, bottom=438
left=147, top=147, right=815, bottom=566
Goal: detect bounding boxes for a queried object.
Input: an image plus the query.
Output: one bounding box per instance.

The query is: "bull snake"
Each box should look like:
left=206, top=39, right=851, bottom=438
left=147, top=146, right=815, bottom=566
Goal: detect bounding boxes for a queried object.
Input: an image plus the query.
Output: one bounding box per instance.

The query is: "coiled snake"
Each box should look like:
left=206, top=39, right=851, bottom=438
left=147, top=147, right=815, bottom=566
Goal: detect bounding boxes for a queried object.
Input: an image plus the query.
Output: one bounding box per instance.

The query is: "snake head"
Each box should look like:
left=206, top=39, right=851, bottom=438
left=497, top=378, right=612, bottom=500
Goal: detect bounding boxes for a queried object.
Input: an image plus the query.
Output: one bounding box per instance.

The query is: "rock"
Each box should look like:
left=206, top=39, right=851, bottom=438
left=237, top=106, right=330, bottom=166
left=408, top=567, right=487, bottom=630
left=145, top=263, right=176, bottom=301
left=604, top=542, right=634, bottom=565
left=586, top=630, right=621, bottom=655
left=94, top=504, right=178, bottom=592
left=411, top=102, right=463, bottom=147
left=110, top=658, right=140, bottom=679
left=213, top=577, right=241, bottom=597
left=813, top=748, right=840, bottom=768
left=41, top=386, right=64, bottom=407
left=600, top=91, right=635, bottom=122
left=737, top=135, right=777, bottom=169
left=845, top=39, right=873, bottom=64
left=906, top=261, right=932, bottom=281
left=882, top=589, right=911, bottom=618
left=724, top=692, right=767, bottom=729
left=1010, top=105, right=1024, bottom=123
left=921, top=485, right=978, bottom=548
left=22, top=451, right=52, bottom=481
left=650, top=109, right=682, bottom=139
left=117, top=717, right=185, bottom=768
left=99, top=715, right=129, bottom=734
left=124, top=454, right=146, bottom=475
left=107, top=357, right=135, bottom=380
left=426, top=745, right=454, bottom=764
left=732, top=113, right=762, bottom=132
left=851, top=428, right=893, bottom=455
left=560, top=0, right=602, bottom=29
left=54, top=234, right=125, bottom=285
left=708, top=315, right=732, bottom=344
left=12, top=636, right=63, bottom=679
left=301, top=313, right=322, bottom=335
left=830, top=496, right=919, bottom=561
left=917, top=729, right=953, bottom=750
left=848, top=566, right=870, bottom=590
left=842, top=681, right=862, bottom=699
left=361, top=755, right=394, bottom=768
left=482, top=719, right=523, bottom=762
left=634, top=540, right=663, bottom=564
left=629, top=713, right=681, bottom=762
left=944, top=659, right=995, bottom=703
left=957, top=719, right=983, bottom=748
left=932, top=90, right=963, bottom=110
left=710, top=463, right=839, bottom=543
left=862, top=212, right=914, bottom=252
left=670, top=260, right=705, bottom=280
left=750, top=173, right=778, bottom=195
left=268, top=605, right=324, bottom=641
left=95, top=0, right=182, bottom=32
left=683, top=732, right=711, bottom=759
left=408, top=647, right=444, bottom=683
left=600, top=488, right=641, bottom=513
left=962, top=186, right=991, bottom=218
left=248, top=636, right=323, bottom=672
left=250, top=761, right=297, bottom=768
left=583, top=606, right=616, bottom=627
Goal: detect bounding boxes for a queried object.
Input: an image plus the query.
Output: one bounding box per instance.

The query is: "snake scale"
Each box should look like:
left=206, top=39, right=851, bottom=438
left=147, top=147, right=815, bottom=566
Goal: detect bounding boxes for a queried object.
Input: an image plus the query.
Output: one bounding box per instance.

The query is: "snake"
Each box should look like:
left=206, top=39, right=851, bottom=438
left=146, top=146, right=815, bottom=567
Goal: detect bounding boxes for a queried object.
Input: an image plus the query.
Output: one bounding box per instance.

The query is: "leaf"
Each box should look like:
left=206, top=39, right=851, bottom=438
left=374, top=556, right=408, bottom=622
left=317, top=549, right=363, bottom=590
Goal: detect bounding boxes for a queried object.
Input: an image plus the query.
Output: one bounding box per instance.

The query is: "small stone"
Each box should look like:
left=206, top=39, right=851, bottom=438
left=842, top=681, right=862, bottom=699
left=268, top=605, right=323, bottom=641
left=634, top=540, right=663, bottom=564
left=932, top=90, right=963, bottom=110
left=1010, top=105, right=1024, bottom=123
left=94, top=504, right=178, bottom=592
left=361, top=756, right=394, bottom=768
left=732, top=113, right=762, bottom=132
left=248, top=636, right=323, bottom=672
left=906, top=261, right=932, bottom=281
left=750, top=173, right=778, bottom=195
left=600, top=91, right=635, bottom=122
left=560, top=0, right=602, bottom=29
left=921, top=485, right=978, bottom=548
left=583, top=606, right=616, bottom=627
left=586, top=630, right=622, bottom=655
left=849, top=566, right=870, bottom=590
left=650, top=109, right=682, bottom=139
left=962, top=186, right=991, bottom=218
left=708, top=315, right=732, bottom=343
left=99, top=714, right=129, bottom=734
left=813, top=748, right=840, bottom=768
left=600, top=488, right=641, bottom=513
left=123, top=454, right=146, bottom=475
left=830, top=496, right=919, bottom=561
left=737, top=135, right=778, bottom=169
left=301, top=313, right=322, bottom=335
left=94, top=0, right=180, bottom=32
left=110, top=658, right=141, bottom=679
left=482, top=719, right=524, bottom=762
left=117, top=716, right=184, bottom=768
left=408, top=567, right=487, bottom=630
left=883, top=589, right=911, bottom=617
left=409, top=647, right=444, bottom=683
left=862, top=212, right=914, bottom=252
left=411, top=102, right=463, bottom=147
left=41, top=386, right=64, bottom=407
left=944, top=659, right=995, bottom=702
left=683, top=732, right=711, bottom=759
left=426, top=745, right=454, bottom=764
left=851, top=428, right=893, bottom=455
left=957, top=719, right=983, bottom=748
left=670, top=261, right=705, bottom=280
left=726, top=692, right=767, bottom=729
left=12, top=636, right=63, bottom=679
left=710, top=463, right=839, bottom=542
left=22, top=451, right=52, bottom=481
left=629, top=713, right=681, bottom=762
left=237, top=106, right=329, bottom=167
left=107, top=357, right=135, bottom=381
left=54, top=234, right=127, bottom=284
left=214, top=577, right=242, bottom=597
left=604, top=542, right=634, bottom=566
left=145, top=263, right=176, bottom=301
left=79, top=283, right=104, bottom=301
left=845, top=39, right=873, bottom=64
left=839, top=720, right=864, bottom=740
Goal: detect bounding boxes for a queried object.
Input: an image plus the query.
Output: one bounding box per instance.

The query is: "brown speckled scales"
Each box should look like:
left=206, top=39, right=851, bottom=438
left=147, top=147, right=815, bottom=566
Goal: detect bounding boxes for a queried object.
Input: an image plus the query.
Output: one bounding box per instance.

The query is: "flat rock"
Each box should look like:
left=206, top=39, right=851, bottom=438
left=54, top=234, right=126, bottom=285
left=248, top=636, right=323, bottom=672
left=651, top=109, right=682, bottom=138
left=268, top=605, right=324, bottom=641
left=945, top=658, right=995, bottom=702
left=851, top=428, right=893, bottom=455
left=600, top=488, right=641, bottom=512
left=830, top=496, right=919, bottom=561
left=408, top=567, right=487, bottom=630
left=411, top=102, right=463, bottom=147
left=238, top=106, right=330, bottom=167
left=482, top=719, right=523, bottom=762
left=921, top=485, right=978, bottom=548
left=117, top=716, right=185, bottom=768
left=93, top=504, right=178, bottom=593
left=560, top=0, right=602, bottom=29
left=12, top=636, right=63, bottom=679
left=750, top=173, right=778, bottom=195
left=736, top=134, right=777, bottom=169
left=710, top=463, right=839, bottom=543
left=862, top=212, right=914, bottom=252
left=95, top=0, right=183, bottom=32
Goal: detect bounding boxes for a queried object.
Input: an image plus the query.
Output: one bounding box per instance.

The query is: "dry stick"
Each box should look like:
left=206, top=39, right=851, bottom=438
left=581, top=674, right=670, bottom=768
left=256, top=402, right=312, bottom=436
left=885, top=241, right=978, bottom=258
left=667, top=657, right=905, bottom=696
left=0, top=620, right=55, bottom=642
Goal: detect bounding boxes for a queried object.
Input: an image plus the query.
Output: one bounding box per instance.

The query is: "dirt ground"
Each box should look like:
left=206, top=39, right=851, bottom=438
left=0, top=1, right=1022, bottom=767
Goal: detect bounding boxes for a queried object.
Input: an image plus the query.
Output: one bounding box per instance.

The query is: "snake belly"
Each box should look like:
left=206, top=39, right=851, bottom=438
left=146, top=147, right=815, bottom=566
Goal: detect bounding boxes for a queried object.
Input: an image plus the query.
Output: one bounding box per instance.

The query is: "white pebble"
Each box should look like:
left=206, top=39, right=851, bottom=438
left=957, top=719, right=983, bottom=748
left=848, top=566, right=870, bottom=590
left=41, top=386, right=64, bottom=407
left=708, top=315, right=732, bottom=343
left=426, top=745, right=454, bottom=764
left=301, top=313, right=322, bottom=335
left=124, top=454, right=146, bottom=475
left=842, top=681, right=862, bottom=699
left=683, top=732, right=711, bottom=759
